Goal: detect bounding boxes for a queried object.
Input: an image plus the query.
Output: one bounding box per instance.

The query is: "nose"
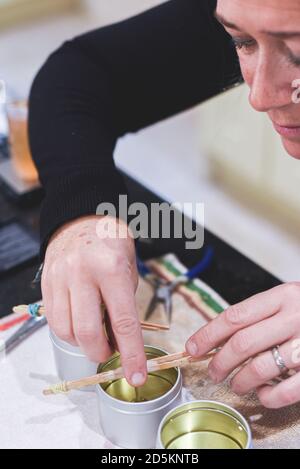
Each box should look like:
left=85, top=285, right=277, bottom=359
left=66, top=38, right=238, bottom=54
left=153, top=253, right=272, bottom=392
left=248, top=55, right=290, bottom=113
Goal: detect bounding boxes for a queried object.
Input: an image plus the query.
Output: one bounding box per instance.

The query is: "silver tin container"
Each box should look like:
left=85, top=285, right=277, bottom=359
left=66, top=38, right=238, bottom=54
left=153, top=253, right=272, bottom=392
left=96, top=345, right=182, bottom=449
left=157, top=400, right=252, bottom=449
left=49, top=330, right=98, bottom=392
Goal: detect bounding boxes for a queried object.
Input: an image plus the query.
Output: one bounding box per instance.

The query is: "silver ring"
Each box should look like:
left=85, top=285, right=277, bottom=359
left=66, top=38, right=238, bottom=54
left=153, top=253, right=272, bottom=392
left=272, top=346, right=289, bottom=375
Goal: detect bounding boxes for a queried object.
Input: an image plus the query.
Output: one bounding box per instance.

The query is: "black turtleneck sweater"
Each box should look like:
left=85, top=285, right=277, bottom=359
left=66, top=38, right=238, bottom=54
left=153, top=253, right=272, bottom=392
left=28, top=0, right=240, bottom=258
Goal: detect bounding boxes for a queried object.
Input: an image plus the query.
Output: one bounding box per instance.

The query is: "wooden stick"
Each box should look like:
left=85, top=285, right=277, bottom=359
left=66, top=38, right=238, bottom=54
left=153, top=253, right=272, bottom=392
left=43, top=350, right=216, bottom=395
left=13, top=304, right=169, bottom=332
left=151, top=351, right=188, bottom=364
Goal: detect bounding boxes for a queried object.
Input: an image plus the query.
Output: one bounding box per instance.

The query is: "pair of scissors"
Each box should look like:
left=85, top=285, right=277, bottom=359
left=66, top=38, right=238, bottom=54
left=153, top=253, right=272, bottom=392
left=137, top=246, right=214, bottom=324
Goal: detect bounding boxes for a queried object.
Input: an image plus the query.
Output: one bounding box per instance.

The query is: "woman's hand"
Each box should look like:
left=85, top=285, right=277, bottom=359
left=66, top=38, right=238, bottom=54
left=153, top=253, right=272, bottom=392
left=42, top=215, right=147, bottom=387
left=186, top=283, right=300, bottom=409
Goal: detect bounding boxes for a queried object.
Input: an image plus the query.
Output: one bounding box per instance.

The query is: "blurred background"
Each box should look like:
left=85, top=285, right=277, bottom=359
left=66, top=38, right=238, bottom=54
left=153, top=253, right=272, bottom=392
left=0, top=0, right=299, bottom=282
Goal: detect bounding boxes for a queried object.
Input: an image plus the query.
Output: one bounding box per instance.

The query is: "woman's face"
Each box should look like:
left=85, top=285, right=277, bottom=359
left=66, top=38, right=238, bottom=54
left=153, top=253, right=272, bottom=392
left=217, top=0, right=300, bottom=159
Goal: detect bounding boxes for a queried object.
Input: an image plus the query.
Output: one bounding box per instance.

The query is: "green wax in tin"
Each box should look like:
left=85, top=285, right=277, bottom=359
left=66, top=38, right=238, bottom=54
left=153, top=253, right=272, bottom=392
left=166, top=431, right=243, bottom=450
left=99, top=347, right=178, bottom=403
left=104, top=373, right=174, bottom=402
left=161, top=404, right=249, bottom=450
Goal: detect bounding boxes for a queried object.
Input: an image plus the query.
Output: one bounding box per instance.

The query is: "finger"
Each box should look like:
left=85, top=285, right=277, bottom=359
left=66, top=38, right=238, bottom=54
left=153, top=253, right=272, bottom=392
left=50, top=271, right=76, bottom=345
left=41, top=263, right=54, bottom=327
left=257, top=372, right=300, bottom=409
left=186, top=286, right=281, bottom=357
left=208, top=315, right=294, bottom=384
left=71, top=280, right=112, bottom=363
left=101, top=273, right=147, bottom=387
left=231, top=339, right=300, bottom=395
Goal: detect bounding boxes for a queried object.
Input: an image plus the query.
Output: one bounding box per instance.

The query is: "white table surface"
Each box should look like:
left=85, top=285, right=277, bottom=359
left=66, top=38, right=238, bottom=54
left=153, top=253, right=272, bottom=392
left=0, top=318, right=193, bottom=449
left=0, top=323, right=115, bottom=449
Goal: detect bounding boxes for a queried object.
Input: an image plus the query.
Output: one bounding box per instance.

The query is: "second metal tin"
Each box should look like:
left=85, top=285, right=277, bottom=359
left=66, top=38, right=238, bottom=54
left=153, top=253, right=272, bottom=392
left=157, top=400, right=252, bottom=449
left=49, top=330, right=98, bottom=392
left=96, top=345, right=182, bottom=449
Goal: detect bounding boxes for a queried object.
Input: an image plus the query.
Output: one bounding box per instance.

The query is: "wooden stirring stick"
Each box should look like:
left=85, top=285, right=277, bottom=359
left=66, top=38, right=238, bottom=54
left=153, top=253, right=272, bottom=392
left=13, top=304, right=169, bottom=332
left=43, top=350, right=216, bottom=395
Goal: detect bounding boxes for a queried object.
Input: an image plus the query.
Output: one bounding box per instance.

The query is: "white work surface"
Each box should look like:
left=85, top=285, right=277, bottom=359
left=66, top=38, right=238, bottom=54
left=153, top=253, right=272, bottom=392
left=0, top=323, right=113, bottom=449
left=0, top=321, right=191, bottom=449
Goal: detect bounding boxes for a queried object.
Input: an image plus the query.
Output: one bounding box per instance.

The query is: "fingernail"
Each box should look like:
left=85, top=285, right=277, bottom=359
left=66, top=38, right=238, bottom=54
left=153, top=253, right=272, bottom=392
left=186, top=340, right=199, bottom=357
left=131, top=372, right=145, bottom=387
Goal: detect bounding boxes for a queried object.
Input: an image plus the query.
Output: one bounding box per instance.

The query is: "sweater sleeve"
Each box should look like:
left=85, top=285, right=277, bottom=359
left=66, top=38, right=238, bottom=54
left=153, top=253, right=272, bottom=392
left=28, top=0, right=240, bottom=258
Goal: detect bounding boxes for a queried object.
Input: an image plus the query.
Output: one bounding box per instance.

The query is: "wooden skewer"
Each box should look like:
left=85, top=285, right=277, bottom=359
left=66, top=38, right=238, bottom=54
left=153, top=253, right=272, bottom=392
left=151, top=351, right=188, bottom=364
left=43, top=350, right=216, bottom=395
left=12, top=304, right=169, bottom=332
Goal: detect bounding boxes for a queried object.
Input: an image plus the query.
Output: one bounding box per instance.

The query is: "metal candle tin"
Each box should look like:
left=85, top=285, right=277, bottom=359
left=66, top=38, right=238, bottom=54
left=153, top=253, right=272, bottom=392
left=96, top=345, right=182, bottom=449
left=157, top=400, right=252, bottom=449
left=49, top=330, right=98, bottom=391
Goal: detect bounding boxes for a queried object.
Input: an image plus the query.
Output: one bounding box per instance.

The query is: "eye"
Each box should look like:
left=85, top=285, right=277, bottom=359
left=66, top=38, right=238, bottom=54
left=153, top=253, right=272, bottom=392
left=232, top=37, right=256, bottom=53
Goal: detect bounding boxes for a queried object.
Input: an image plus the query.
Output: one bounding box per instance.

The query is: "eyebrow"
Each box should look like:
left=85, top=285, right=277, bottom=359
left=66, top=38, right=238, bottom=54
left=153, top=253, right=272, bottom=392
left=214, top=12, right=300, bottom=38
left=214, top=12, right=242, bottom=31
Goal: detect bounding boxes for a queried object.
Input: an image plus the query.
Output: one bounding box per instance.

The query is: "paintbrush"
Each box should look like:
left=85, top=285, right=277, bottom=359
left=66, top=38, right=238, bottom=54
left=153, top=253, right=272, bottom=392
left=13, top=304, right=169, bottom=332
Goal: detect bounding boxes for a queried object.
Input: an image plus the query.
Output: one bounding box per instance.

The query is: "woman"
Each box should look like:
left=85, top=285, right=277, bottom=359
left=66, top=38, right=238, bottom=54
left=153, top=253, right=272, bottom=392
left=29, top=0, right=300, bottom=408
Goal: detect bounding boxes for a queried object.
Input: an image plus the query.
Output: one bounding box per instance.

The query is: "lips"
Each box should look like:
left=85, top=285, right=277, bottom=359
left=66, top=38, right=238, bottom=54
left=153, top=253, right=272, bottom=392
left=272, top=122, right=300, bottom=139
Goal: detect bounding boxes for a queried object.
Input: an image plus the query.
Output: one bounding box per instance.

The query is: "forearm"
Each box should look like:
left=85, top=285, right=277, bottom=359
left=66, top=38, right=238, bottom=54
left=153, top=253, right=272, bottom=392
left=29, top=42, right=127, bottom=256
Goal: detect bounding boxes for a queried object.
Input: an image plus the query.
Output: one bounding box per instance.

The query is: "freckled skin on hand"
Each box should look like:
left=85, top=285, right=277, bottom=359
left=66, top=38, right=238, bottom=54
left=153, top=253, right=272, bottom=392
left=42, top=215, right=147, bottom=383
